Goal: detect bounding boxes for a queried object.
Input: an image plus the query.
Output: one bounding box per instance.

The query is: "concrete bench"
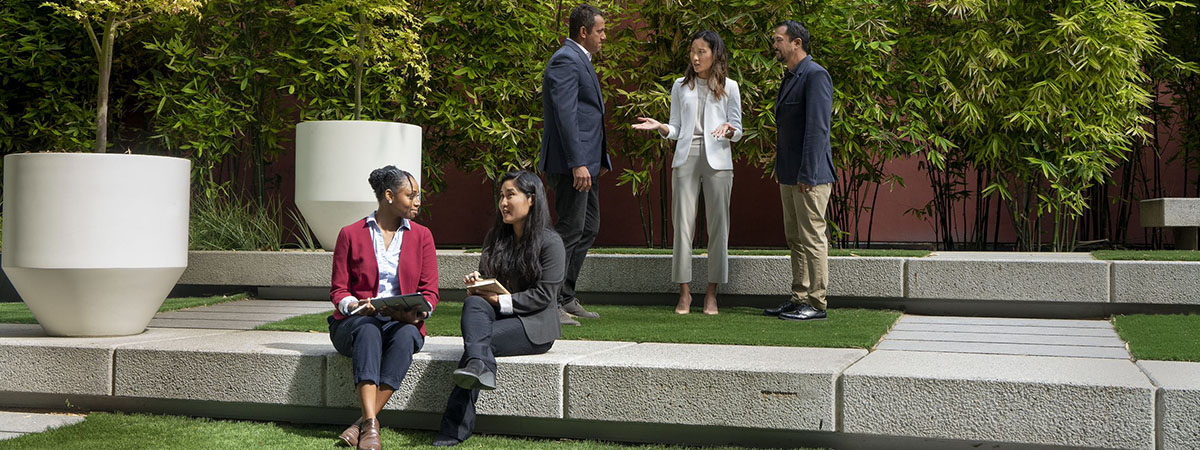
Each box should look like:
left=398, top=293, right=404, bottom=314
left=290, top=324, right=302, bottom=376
left=0, top=323, right=1190, bottom=449
left=841, top=350, right=1157, bottom=449
left=1141, top=198, right=1200, bottom=250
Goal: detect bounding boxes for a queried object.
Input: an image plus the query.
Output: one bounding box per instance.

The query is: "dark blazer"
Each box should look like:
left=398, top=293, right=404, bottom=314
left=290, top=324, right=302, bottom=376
left=538, top=40, right=611, bottom=176
left=775, top=55, right=836, bottom=186
left=480, top=231, right=565, bottom=345
left=330, top=218, right=440, bottom=336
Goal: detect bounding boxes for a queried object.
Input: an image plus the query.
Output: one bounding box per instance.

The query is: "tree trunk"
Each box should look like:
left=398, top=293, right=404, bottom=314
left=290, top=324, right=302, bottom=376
left=94, top=16, right=117, bottom=153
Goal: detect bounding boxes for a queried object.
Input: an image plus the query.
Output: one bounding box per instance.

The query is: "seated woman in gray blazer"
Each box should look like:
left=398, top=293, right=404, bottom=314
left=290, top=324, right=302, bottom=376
left=632, top=30, right=742, bottom=315
left=431, top=170, right=564, bottom=447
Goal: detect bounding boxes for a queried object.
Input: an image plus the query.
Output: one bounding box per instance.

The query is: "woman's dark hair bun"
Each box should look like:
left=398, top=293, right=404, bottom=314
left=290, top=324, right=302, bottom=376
left=367, top=165, right=413, bottom=200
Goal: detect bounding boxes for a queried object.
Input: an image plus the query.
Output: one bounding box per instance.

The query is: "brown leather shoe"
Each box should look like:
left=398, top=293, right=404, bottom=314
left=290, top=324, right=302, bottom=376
left=357, top=418, right=381, bottom=450
left=338, top=419, right=362, bottom=447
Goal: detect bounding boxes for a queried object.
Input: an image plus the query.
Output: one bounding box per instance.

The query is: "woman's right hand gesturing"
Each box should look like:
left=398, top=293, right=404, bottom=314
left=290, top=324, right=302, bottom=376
left=631, top=117, right=667, bottom=136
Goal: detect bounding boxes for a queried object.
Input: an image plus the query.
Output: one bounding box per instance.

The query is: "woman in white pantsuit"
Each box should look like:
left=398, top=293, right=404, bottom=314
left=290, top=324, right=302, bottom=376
left=632, top=30, right=742, bottom=315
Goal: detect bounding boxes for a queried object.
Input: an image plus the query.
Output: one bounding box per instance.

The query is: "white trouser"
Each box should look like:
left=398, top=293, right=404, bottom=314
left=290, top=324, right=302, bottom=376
left=672, top=137, right=733, bottom=284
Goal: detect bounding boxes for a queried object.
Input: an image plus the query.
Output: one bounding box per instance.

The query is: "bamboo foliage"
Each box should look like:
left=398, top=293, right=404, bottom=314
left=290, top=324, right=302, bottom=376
left=2, top=0, right=1195, bottom=250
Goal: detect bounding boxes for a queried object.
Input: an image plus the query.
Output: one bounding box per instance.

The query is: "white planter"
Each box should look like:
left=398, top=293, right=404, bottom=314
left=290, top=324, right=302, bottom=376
left=2, top=153, right=190, bottom=336
left=295, top=121, right=422, bottom=251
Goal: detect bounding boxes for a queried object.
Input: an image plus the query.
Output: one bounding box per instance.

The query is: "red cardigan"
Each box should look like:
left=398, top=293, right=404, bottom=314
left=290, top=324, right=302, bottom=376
left=329, top=217, right=440, bottom=335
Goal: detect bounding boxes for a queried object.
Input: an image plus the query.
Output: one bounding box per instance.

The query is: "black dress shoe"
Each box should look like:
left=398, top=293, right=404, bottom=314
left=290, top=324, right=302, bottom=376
left=780, top=304, right=827, bottom=321
left=431, top=435, right=461, bottom=447
left=452, top=358, right=496, bottom=390
left=764, top=300, right=801, bottom=317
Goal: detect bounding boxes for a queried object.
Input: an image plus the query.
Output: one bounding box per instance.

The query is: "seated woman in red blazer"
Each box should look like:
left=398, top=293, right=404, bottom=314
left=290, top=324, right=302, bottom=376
left=328, top=165, right=439, bottom=450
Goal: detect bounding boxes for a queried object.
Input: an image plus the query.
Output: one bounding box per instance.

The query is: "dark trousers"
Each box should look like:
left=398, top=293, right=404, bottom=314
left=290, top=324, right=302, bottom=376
left=438, top=296, right=553, bottom=441
left=329, top=315, right=424, bottom=390
left=547, top=172, right=600, bottom=304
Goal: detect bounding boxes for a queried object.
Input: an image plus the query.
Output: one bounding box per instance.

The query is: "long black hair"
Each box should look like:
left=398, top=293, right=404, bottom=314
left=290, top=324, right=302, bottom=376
left=480, top=170, right=553, bottom=288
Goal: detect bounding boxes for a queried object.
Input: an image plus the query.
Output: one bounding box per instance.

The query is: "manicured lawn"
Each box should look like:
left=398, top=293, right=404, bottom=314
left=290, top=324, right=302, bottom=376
left=1112, top=314, right=1200, bottom=362
left=0, top=293, right=249, bottom=325
left=1092, top=250, right=1200, bottom=261
left=259, top=302, right=900, bottom=349
left=462, top=247, right=930, bottom=257
left=0, top=412, right=815, bottom=450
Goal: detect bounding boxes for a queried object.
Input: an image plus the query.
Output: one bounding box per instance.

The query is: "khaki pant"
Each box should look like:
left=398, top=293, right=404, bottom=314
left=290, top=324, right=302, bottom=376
left=672, top=139, right=733, bottom=284
left=780, top=183, right=831, bottom=310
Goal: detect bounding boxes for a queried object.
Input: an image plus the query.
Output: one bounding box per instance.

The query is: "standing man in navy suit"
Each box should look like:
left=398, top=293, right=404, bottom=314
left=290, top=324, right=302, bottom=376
left=539, top=4, right=609, bottom=326
left=763, top=20, right=836, bottom=322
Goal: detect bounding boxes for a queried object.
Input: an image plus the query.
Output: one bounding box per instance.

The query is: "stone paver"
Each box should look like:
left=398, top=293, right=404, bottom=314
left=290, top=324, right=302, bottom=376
left=876, top=340, right=1131, bottom=359
left=148, top=298, right=331, bottom=331
left=884, top=330, right=1124, bottom=347
left=0, top=411, right=84, bottom=433
left=881, top=315, right=1130, bottom=359
left=899, top=315, right=1112, bottom=328
left=889, top=322, right=1118, bottom=337
left=0, top=411, right=85, bottom=440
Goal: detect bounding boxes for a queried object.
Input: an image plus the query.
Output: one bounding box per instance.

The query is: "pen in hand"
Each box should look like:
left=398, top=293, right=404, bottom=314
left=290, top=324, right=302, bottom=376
left=349, top=300, right=372, bottom=315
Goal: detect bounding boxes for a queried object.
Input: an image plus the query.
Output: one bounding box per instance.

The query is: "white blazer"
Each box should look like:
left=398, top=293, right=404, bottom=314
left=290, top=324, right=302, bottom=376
left=662, top=77, right=743, bottom=170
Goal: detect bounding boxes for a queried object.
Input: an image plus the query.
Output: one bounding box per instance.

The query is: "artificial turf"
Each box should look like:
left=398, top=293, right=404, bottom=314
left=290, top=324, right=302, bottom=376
left=1092, top=250, right=1200, bottom=261
left=258, top=301, right=901, bottom=350
left=0, top=412, right=817, bottom=450
left=0, top=293, right=248, bottom=325
left=1112, top=313, right=1200, bottom=362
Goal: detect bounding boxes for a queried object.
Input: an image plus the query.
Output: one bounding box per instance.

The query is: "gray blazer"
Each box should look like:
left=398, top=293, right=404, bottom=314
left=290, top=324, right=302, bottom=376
left=538, top=40, right=611, bottom=176
left=775, top=56, right=836, bottom=186
left=480, top=232, right=564, bottom=345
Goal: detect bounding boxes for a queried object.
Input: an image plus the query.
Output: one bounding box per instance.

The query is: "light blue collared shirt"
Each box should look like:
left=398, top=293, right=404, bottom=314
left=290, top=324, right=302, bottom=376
left=367, top=211, right=409, bottom=298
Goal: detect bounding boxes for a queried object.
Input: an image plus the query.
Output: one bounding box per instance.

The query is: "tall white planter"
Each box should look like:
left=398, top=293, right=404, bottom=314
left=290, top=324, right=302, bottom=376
left=295, top=121, right=422, bottom=251
left=2, top=153, right=190, bottom=336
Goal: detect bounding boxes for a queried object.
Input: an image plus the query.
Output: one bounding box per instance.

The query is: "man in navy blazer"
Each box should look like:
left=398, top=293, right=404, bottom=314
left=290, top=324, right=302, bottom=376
left=763, top=20, right=836, bottom=322
left=539, top=4, right=610, bottom=326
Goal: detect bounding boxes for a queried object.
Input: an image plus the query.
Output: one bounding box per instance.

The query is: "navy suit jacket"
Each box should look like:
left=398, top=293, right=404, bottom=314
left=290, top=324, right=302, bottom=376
left=539, top=41, right=611, bottom=175
left=775, top=56, right=836, bottom=186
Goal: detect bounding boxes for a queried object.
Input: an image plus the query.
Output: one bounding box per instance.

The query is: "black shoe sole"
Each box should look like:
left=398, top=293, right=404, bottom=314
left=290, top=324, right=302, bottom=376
left=779, top=314, right=826, bottom=321
left=452, top=367, right=496, bottom=390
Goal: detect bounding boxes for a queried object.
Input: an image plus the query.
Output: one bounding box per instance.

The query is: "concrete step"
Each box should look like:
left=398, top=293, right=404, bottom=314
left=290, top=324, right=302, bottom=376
left=564, top=343, right=866, bottom=432
left=1137, top=360, right=1200, bottom=450
left=842, top=350, right=1155, bottom=449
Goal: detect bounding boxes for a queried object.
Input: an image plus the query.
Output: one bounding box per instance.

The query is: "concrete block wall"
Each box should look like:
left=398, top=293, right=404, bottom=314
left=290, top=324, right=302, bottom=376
left=179, top=250, right=1200, bottom=308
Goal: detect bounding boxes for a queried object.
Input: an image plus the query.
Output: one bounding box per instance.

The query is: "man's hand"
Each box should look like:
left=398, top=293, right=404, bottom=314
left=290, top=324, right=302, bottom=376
left=572, top=165, right=592, bottom=191
left=796, top=183, right=814, bottom=193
